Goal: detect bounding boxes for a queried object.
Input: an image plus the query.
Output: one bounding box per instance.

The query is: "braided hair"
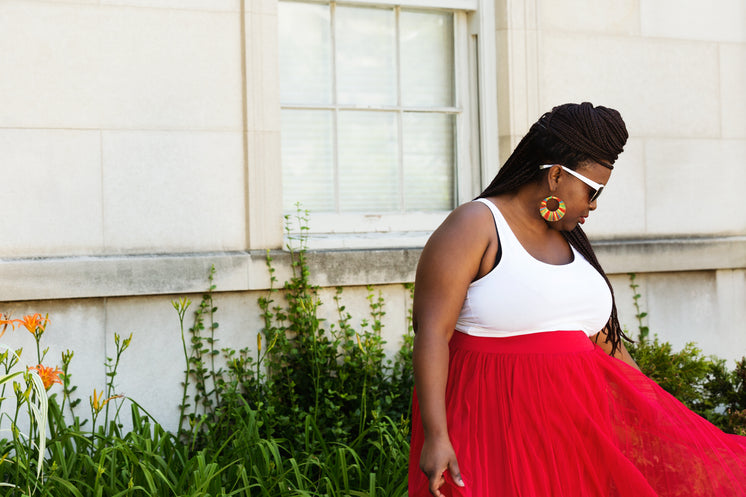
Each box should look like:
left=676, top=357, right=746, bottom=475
left=479, top=102, right=630, bottom=354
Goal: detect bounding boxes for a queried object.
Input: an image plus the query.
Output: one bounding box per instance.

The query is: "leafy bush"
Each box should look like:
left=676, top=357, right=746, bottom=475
left=0, top=207, right=414, bottom=495
left=174, top=205, right=413, bottom=495
left=176, top=207, right=414, bottom=494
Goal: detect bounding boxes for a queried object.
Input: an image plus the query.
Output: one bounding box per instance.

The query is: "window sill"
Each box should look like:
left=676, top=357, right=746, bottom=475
left=287, top=231, right=433, bottom=250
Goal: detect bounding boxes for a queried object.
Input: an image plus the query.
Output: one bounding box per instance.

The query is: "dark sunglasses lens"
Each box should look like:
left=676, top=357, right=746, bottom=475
left=590, top=186, right=603, bottom=202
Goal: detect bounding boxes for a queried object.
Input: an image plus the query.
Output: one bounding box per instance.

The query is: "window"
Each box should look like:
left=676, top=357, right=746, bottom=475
left=278, top=0, right=494, bottom=246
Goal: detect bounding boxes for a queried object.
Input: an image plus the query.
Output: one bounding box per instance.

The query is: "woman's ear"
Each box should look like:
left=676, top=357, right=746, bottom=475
left=545, top=164, right=562, bottom=191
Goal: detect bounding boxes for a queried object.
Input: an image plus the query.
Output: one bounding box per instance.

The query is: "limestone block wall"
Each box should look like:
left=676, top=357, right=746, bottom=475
left=0, top=0, right=282, bottom=257
left=0, top=0, right=283, bottom=427
left=0, top=0, right=248, bottom=257
left=0, top=280, right=413, bottom=432
left=498, top=0, right=746, bottom=238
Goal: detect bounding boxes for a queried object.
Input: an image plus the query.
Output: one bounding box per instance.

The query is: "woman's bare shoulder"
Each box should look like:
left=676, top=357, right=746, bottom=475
left=414, top=200, right=496, bottom=319
left=430, top=200, right=494, bottom=240
left=420, top=200, right=495, bottom=264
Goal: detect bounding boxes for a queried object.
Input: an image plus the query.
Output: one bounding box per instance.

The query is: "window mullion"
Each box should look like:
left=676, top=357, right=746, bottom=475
left=468, top=29, right=482, bottom=198
left=331, top=1, right=341, bottom=213
left=396, top=6, right=404, bottom=213
left=283, top=104, right=460, bottom=113
left=454, top=11, right=473, bottom=205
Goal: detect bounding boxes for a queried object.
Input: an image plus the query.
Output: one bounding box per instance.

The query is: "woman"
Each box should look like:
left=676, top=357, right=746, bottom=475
left=408, top=102, right=746, bottom=496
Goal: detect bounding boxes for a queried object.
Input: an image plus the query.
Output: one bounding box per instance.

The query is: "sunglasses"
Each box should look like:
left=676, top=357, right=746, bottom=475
left=540, top=164, right=605, bottom=203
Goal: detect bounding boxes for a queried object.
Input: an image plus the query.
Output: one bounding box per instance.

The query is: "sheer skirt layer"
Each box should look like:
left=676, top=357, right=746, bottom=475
left=408, top=330, right=746, bottom=497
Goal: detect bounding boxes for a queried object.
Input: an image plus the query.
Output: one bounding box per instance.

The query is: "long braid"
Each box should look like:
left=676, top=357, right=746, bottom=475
left=562, top=226, right=630, bottom=354
left=479, top=102, right=629, bottom=354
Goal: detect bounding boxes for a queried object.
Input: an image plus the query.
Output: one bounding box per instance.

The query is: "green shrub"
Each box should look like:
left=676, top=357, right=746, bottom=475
left=626, top=273, right=746, bottom=434
left=0, top=207, right=414, bottom=496
left=173, top=206, right=414, bottom=495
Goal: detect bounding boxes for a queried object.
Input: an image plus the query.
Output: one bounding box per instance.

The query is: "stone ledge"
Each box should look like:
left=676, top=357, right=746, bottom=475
left=594, top=236, right=746, bottom=274
left=1, top=236, right=744, bottom=302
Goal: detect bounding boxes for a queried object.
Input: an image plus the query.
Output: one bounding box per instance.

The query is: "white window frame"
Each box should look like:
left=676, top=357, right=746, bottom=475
left=281, top=0, right=497, bottom=249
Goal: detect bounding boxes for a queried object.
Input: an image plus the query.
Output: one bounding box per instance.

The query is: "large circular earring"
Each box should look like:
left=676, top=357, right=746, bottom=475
left=539, top=195, right=566, bottom=222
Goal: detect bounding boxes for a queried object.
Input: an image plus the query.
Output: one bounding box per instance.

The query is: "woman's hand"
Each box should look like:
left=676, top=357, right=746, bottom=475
left=420, top=435, right=465, bottom=496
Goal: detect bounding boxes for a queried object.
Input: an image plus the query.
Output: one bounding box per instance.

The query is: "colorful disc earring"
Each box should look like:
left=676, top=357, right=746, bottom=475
left=539, top=195, right=566, bottom=222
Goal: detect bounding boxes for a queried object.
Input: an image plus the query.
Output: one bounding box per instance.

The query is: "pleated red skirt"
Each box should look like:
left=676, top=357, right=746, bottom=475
left=408, top=330, right=746, bottom=496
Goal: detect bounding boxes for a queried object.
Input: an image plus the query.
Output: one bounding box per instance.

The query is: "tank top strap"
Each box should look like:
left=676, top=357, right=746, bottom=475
left=473, top=198, right=521, bottom=254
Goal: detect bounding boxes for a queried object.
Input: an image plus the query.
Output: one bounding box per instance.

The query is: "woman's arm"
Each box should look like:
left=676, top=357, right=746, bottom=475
left=413, top=329, right=462, bottom=495
left=591, top=327, right=640, bottom=371
left=413, top=202, right=494, bottom=496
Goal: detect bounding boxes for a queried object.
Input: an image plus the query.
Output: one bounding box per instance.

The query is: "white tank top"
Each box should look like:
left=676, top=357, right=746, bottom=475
left=455, top=198, right=612, bottom=337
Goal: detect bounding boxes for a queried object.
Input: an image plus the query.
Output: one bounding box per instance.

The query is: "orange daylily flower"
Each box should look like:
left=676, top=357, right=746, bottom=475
left=0, top=313, right=16, bottom=339
left=28, top=364, right=63, bottom=390
left=15, top=314, right=49, bottom=338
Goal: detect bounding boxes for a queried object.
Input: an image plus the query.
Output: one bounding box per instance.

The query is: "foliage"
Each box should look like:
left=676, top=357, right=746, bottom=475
left=626, top=273, right=746, bottom=435
left=0, top=314, right=53, bottom=493
left=177, top=206, right=415, bottom=493
left=0, top=206, right=414, bottom=495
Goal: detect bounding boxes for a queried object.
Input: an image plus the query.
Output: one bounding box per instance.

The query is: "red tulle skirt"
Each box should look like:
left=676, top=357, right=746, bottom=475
left=409, top=330, right=746, bottom=496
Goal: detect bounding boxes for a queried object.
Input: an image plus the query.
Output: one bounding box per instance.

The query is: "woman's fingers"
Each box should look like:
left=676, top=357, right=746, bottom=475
left=449, top=459, right=465, bottom=487
left=428, top=470, right=445, bottom=497
left=427, top=459, right=465, bottom=496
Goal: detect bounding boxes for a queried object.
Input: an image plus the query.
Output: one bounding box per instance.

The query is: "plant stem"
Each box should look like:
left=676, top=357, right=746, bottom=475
left=174, top=298, right=192, bottom=436
left=628, top=273, right=649, bottom=341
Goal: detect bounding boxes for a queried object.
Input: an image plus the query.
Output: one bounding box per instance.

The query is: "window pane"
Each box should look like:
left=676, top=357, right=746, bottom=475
left=336, top=6, right=396, bottom=106
left=281, top=110, right=335, bottom=212
left=279, top=2, right=332, bottom=105
left=401, top=11, right=454, bottom=107
left=339, top=111, right=399, bottom=212
left=403, top=112, right=454, bottom=211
